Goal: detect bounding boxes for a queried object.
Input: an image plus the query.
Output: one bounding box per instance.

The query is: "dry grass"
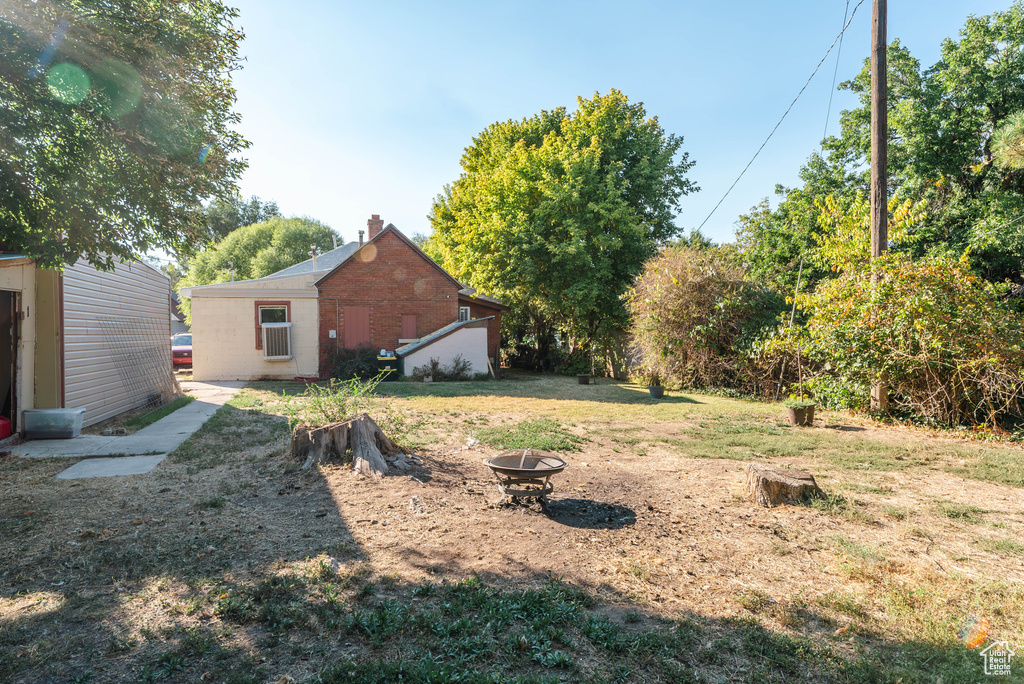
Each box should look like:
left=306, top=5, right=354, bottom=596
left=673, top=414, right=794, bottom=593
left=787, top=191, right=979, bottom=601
left=1, top=372, right=1022, bottom=683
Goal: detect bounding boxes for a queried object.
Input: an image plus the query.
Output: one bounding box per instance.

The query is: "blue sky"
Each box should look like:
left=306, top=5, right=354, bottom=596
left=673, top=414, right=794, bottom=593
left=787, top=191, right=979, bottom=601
left=228, top=0, right=1004, bottom=245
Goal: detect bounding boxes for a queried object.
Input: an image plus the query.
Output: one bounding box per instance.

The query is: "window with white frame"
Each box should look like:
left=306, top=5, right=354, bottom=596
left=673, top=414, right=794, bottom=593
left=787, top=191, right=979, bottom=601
left=458, top=306, right=471, bottom=322
left=257, top=304, right=292, bottom=359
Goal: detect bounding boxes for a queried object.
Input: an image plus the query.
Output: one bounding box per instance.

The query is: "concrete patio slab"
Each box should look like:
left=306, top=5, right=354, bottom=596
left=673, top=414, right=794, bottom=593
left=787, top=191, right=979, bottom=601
left=13, top=381, right=245, bottom=460
left=55, top=454, right=167, bottom=479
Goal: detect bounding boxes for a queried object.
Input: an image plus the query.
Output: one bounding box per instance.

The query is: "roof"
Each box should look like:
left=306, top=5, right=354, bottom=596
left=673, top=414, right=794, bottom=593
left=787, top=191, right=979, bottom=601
left=395, top=316, right=494, bottom=357
left=313, top=224, right=465, bottom=290
left=0, top=254, right=32, bottom=268
left=265, top=241, right=361, bottom=278
left=458, top=287, right=507, bottom=309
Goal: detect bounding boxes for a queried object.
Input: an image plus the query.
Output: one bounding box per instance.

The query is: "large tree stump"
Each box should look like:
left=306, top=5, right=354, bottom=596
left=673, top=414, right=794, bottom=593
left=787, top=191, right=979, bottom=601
left=744, top=463, right=824, bottom=507
left=291, top=413, right=400, bottom=478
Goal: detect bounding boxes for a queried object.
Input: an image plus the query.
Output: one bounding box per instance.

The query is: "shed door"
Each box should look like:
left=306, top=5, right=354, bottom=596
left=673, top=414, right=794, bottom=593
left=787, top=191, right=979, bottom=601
left=400, top=314, right=417, bottom=339
left=344, top=306, right=370, bottom=348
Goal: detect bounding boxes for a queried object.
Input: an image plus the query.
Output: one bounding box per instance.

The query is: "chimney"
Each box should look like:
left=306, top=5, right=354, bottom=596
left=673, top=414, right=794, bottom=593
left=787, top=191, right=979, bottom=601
left=367, top=214, right=384, bottom=239
left=358, top=230, right=365, bottom=246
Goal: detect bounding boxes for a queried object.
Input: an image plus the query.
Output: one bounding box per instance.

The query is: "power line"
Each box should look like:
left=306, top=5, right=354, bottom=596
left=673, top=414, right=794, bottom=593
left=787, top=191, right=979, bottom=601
left=697, top=0, right=868, bottom=233
left=824, top=0, right=852, bottom=141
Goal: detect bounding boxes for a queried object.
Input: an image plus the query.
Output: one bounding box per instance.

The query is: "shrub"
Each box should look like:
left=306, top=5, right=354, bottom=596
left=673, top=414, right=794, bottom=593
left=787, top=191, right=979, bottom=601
left=797, top=253, right=1024, bottom=426
left=555, top=348, right=593, bottom=376
left=624, top=246, right=785, bottom=390
left=282, top=374, right=413, bottom=444
left=410, top=355, right=474, bottom=382
left=323, top=345, right=378, bottom=380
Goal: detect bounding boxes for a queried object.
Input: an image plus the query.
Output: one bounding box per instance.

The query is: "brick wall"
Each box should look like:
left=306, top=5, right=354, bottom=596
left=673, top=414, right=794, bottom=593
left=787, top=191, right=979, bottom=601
left=317, top=230, right=460, bottom=373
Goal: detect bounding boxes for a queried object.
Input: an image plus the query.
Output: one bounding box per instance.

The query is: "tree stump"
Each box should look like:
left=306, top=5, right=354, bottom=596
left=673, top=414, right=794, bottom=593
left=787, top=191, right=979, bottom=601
left=744, top=463, right=823, bottom=507
left=290, top=413, right=400, bottom=478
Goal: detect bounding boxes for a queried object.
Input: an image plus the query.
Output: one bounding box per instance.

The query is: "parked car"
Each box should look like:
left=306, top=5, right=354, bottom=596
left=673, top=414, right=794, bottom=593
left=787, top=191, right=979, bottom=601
left=171, top=333, right=192, bottom=366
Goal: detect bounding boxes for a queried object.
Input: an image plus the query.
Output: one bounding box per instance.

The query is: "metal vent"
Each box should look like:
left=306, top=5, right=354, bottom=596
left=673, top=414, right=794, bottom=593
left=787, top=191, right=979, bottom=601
left=261, top=322, right=292, bottom=360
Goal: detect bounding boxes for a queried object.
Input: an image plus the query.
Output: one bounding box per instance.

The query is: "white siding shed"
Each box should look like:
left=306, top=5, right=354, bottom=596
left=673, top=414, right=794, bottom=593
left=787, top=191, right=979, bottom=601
left=63, top=259, right=174, bottom=426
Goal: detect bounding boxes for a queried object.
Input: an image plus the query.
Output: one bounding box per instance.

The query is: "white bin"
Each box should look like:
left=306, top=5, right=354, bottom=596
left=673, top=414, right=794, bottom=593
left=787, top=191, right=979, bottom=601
left=23, top=408, right=86, bottom=440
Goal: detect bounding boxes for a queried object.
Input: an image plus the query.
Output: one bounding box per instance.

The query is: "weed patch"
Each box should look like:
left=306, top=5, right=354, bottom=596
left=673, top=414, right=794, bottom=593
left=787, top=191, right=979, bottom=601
left=475, top=417, right=584, bottom=451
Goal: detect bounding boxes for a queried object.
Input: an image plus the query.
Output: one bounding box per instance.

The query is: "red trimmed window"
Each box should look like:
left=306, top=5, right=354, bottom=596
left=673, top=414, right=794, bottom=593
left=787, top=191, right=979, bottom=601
left=254, top=301, right=290, bottom=349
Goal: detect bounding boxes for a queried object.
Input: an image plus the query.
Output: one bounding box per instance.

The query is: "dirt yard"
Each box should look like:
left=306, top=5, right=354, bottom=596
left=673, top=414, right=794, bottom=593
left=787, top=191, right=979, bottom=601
left=1, top=374, right=1022, bottom=683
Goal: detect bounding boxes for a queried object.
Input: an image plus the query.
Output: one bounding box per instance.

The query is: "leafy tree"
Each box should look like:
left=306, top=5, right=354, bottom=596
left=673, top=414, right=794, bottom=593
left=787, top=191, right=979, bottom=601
left=823, top=4, right=1024, bottom=281
left=427, top=90, right=697, bottom=367
left=204, top=194, right=281, bottom=242
left=734, top=153, right=859, bottom=293
left=0, top=0, right=248, bottom=270
left=178, top=216, right=337, bottom=322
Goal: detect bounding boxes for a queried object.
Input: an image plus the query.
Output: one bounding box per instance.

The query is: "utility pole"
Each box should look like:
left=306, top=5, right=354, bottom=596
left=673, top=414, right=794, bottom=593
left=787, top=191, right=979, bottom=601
left=870, top=0, right=888, bottom=411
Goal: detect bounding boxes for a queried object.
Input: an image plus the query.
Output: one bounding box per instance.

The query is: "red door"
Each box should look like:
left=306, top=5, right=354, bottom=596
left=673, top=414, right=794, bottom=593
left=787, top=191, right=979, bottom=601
left=344, top=307, right=370, bottom=348
left=400, top=314, right=417, bottom=340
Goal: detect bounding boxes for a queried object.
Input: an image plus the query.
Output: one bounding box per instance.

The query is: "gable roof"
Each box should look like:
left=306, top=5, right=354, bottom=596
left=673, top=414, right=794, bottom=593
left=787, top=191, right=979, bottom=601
left=265, top=241, right=361, bottom=278
left=458, top=287, right=508, bottom=310
left=312, top=223, right=464, bottom=290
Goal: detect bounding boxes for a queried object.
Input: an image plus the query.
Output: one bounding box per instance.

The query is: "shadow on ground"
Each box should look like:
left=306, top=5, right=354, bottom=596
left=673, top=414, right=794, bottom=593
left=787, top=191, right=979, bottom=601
left=0, top=397, right=1001, bottom=684
left=543, top=498, right=637, bottom=529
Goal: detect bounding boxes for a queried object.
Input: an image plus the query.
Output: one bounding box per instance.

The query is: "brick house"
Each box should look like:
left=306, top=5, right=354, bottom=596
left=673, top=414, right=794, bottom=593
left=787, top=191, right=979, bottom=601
left=182, top=216, right=506, bottom=382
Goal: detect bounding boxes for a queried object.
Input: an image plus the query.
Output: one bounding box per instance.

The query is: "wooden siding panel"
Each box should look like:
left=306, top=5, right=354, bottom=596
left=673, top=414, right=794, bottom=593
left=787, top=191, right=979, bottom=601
left=63, top=259, right=172, bottom=426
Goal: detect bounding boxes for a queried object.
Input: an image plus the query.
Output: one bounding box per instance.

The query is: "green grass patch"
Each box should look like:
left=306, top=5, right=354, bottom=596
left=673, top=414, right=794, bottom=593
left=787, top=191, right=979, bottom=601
left=982, top=538, right=1024, bottom=556
left=123, top=396, right=195, bottom=432
left=832, top=534, right=885, bottom=562
left=936, top=501, right=985, bottom=523
left=475, top=417, right=584, bottom=452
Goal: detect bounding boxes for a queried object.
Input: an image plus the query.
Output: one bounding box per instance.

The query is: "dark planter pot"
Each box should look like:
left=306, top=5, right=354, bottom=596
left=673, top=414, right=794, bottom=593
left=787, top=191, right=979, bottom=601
left=786, top=404, right=816, bottom=426
left=648, top=385, right=664, bottom=399
left=577, top=374, right=591, bottom=385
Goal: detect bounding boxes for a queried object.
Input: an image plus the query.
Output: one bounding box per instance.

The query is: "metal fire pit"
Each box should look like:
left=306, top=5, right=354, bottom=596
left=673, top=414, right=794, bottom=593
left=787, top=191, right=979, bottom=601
left=484, top=449, right=568, bottom=503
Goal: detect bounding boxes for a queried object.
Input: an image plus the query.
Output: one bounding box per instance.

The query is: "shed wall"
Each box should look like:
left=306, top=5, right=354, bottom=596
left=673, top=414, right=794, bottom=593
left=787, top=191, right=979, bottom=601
left=63, top=259, right=173, bottom=426
left=401, top=327, right=489, bottom=376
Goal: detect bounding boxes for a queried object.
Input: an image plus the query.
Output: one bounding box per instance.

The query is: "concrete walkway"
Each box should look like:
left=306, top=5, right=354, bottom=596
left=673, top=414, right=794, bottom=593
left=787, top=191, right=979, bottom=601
left=13, top=380, right=244, bottom=478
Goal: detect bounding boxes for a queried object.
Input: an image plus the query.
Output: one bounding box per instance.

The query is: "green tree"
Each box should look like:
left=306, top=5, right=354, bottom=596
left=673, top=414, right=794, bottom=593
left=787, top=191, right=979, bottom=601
left=427, top=90, right=697, bottom=367
left=0, top=0, right=248, bottom=270
left=204, top=194, right=281, bottom=242
left=734, top=153, right=859, bottom=293
left=823, top=4, right=1024, bottom=281
left=178, top=216, right=337, bottom=322
left=992, top=111, right=1024, bottom=171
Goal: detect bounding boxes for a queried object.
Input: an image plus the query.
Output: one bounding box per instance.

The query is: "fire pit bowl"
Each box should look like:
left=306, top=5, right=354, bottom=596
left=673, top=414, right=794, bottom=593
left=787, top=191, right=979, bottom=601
left=484, top=449, right=568, bottom=502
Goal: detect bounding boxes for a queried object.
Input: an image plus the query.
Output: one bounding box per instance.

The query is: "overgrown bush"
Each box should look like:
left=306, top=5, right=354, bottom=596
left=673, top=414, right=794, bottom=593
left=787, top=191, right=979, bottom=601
left=410, top=355, right=474, bottom=382
left=282, top=374, right=413, bottom=443
left=323, top=345, right=378, bottom=380
left=795, top=253, right=1024, bottom=426
left=624, top=246, right=785, bottom=390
